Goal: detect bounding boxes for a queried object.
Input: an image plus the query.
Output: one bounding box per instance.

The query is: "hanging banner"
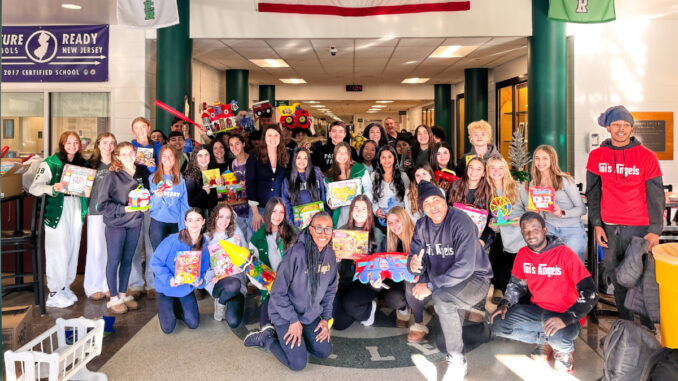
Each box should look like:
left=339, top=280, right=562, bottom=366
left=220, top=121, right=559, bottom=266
left=117, top=0, right=179, bottom=29
left=548, top=0, right=616, bottom=23
left=257, top=0, right=470, bottom=17
left=1, top=25, right=109, bottom=82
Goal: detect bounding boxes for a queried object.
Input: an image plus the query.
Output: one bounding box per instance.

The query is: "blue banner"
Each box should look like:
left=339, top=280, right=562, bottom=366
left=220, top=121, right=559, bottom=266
left=1, top=25, right=109, bottom=82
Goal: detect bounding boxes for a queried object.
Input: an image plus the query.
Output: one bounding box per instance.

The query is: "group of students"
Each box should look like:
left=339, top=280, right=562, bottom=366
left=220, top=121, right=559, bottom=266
left=30, top=104, right=664, bottom=380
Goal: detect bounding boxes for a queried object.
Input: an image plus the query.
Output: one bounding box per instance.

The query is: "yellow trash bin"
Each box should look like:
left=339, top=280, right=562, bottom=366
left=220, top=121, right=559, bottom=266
left=653, top=243, right=678, bottom=349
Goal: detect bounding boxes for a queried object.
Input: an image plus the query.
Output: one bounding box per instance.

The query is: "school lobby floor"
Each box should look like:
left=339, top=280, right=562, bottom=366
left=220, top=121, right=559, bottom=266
left=3, top=276, right=605, bottom=380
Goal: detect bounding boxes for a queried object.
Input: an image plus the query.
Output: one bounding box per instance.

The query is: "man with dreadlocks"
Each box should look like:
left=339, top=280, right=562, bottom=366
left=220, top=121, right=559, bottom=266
left=244, top=212, right=337, bottom=371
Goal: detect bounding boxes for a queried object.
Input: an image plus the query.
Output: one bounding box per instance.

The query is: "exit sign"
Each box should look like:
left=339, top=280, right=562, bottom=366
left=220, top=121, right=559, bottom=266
left=346, top=84, right=363, bottom=92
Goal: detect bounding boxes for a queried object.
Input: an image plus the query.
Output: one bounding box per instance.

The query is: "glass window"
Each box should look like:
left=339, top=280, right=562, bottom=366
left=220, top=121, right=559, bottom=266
left=50, top=92, right=110, bottom=156
left=0, top=92, right=45, bottom=158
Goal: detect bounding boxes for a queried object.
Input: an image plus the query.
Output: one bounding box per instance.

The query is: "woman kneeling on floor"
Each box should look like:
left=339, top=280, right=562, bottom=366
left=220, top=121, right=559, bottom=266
left=151, top=208, right=211, bottom=334
left=244, top=212, right=337, bottom=371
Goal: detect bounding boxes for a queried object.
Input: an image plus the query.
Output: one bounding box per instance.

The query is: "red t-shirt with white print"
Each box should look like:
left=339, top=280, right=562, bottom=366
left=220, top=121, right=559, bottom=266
left=586, top=141, right=662, bottom=226
left=512, top=243, right=591, bottom=326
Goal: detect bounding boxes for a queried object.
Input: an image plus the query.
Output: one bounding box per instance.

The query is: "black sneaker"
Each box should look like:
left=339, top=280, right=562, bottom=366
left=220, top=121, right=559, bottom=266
left=244, top=325, right=274, bottom=350
left=554, top=350, right=574, bottom=373
left=530, top=342, right=554, bottom=361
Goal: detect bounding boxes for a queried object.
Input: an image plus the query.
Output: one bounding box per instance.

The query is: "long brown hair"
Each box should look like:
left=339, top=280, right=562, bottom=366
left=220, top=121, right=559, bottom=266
left=152, top=145, right=181, bottom=185
left=411, top=124, right=435, bottom=160
left=184, top=144, right=211, bottom=184
left=448, top=156, right=492, bottom=209
left=530, top=144, right=570, bottom=191
left=56, top=131, right=85, bottom=165
left=205, top=204, right=236, bottom=240
left=408, top=163, right=436, bottom=215
left=325, top=142, right=354, bottom=181
left=345, top=195, right=379, bottom=254
left=89, top=132, right=117, bottom=168
left=255, top=124, right=289, bottom=166
left=109, top=142, right=135, bottom=172
left=178, top=207, right=205, bottom=251
left=263, top=197, right=297, bottom=250
left=386, top=206, right=414, bottom=253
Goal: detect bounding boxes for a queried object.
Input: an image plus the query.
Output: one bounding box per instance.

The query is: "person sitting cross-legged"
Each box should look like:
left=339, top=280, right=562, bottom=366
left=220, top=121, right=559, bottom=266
left=490, top=212, right=599, bottom=373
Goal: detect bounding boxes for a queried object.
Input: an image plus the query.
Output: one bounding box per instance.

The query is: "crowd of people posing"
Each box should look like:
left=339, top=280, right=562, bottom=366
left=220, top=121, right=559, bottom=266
left=29, top=105, right=664, bottom=380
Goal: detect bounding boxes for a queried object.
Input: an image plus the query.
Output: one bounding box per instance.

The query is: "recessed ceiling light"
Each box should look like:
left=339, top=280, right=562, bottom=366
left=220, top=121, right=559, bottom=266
left=371, top=105, right=386, bottom=108
left=306, top=101, right=319, bottom=104
left=311, top=105, right=326, bottom=108
left=402, top=78, right=429, bottom=84
left=429, top=45, right=461, bottom=58
left=376, top=101, right=393, bottom=103
left=61, top=3, right=82, bottom=10
left=250, top=59, right=289, bottom=68
left=366, top=111, right=378, bottom=113
left=279, top=78, right=306, bottom=84
left=404, top=61, right=418, bottom=65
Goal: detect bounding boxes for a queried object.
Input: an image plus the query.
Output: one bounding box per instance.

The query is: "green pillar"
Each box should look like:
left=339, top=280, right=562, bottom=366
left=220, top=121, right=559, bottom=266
left=226, top=70, right=249, bottom=110
left=463, top=68, right=488, bottom=151
left=434, top=84, right=452, bottom=146
left=258, top=84, right=276, bottom=106
left=156, top=0, right=191, bottom=135
left=528, top=0, right=567, bottom=166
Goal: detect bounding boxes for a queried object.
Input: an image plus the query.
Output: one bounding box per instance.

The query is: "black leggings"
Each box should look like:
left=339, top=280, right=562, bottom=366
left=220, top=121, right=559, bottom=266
left=405, top=282, right=431, bottom=324
left=213, top=277, right=245, bottom=328
left=488, top=235, right=517, bottom=294
left=333, top=281, right=406, bottom=330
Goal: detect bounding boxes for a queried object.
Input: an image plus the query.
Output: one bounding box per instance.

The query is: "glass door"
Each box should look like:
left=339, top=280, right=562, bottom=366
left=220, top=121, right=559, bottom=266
left=0, top=93, right=45, bottom=158
left=50, top=92, right=110, bottom=157
left=497, top=79, right=528, bottom=165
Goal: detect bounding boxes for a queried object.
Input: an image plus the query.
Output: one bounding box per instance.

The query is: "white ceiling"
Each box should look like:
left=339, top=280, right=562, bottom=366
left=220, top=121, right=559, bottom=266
left=294, top=100, right=431, bottom=121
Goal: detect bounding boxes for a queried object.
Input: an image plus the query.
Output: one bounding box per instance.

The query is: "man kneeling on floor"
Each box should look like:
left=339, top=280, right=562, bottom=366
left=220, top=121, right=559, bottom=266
left=490, top=212, right=599, bottom=373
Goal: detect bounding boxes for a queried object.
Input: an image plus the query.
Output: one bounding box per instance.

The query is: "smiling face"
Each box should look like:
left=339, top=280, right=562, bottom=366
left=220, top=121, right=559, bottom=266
left=379, top=150, right=395, bottom=171
left=295, top=150, right=309, bottom=173
left=533, top=149, right=551, bottom=174
left=185, top=211, right=205, bottom=235
left=487, top=160, right=505, bottom=183
left=362, top=142, right=376, bottom=162
left=520, top=218, right=548, bottom=251
left=395, top=140, right=410, bottom=156
left=384, top=118, right=397, bottom=137
left=351, top=200, right=369, bottom=226
left=310, top=215, right=333, bottom=251
left=132, top=121, right=150, bottom=141
left=270, top=203, right=285, bottom=228
left=387, top=214, right=403, bottom=238
left=466, top=160, right=485, bottom=182
left=329, top=125, right=346, bottom=145
left=63, top=135, right=80, bottom=156
left=171, top=120, right=184, bottom=132
left=150, top=131, right=164, bottom=144
left=335, top=146, right=350, bottom=166
left=416, top=127, right=429, bottom=146
left=215, top=207, right=232, bottom=232
left=265, top=128, right=281, bottom=149
left=169, top=136, right=185, bottom=152
left=195, top=149, right=210, bottom=169
left=229, top=137, right=243, bottom=157
left=414, top=168, right=433, bottom=184
left=118, top=146, right=137, bottom=169
left=368, top=126, right=382, bottom=143
left=607, top=120, right=634, bottom=147
left=212, top=141, right=226, bottom=161
left=470, top=131, right=489, bottom=147
left=98, top=136, right=116, bottom=157
left=436, top=147, right=451, bottom=168
left=161, top=148, right=176, bottom=171
left=421, top=195, right=448, bottom=224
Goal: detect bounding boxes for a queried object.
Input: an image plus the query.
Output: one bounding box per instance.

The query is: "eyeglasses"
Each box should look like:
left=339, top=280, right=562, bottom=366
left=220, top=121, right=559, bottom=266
left=311, top=225, right=333, bottom=235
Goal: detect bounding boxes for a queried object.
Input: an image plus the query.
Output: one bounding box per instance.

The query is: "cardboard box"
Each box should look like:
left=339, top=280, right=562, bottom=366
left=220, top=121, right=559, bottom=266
left=2, top=305, right=33, bottom=352
left=1, top=159, right=30, bottom=198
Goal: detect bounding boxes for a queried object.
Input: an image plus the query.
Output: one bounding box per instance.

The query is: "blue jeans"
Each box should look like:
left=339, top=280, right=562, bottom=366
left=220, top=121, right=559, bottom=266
left=105, top=225, right=142, bottom=298
left=149, top=218, right=179, bottom=251
left=236, top=215, right=253, bottom=243
left=213, top=277, right=244, bottom=328
left=492, top=303, right=581, bottom=353
left=157, top=291, right=200, bottom=334
left=546, top=223, right=587, bottom=263
left=263, top=316, right=332, bottom=371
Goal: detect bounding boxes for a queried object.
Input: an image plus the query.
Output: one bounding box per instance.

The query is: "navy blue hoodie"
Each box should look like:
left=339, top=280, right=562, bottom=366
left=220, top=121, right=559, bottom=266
left=268, top=231, right=338, bottom=327
left=99, top=164, right=150, bottom=228
left=408, top=206, right=493, bottom=289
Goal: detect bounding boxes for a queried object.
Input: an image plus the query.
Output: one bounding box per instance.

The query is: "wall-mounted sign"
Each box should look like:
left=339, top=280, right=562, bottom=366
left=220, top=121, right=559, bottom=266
left=398, top=110, right=407, bottom=116
left=631, top=112, right=674, bottom=160
left=275, top=100, right=289, bottom=106
left=1, top=25, right=109, bottom=82
left=346, top=85, right=363, bottom=92
left=357, top=118, right=363, bottom=123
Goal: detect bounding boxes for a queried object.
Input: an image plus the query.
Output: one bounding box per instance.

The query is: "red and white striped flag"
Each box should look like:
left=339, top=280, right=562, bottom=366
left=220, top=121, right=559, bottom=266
left=257, top=0, right=471, bottom=17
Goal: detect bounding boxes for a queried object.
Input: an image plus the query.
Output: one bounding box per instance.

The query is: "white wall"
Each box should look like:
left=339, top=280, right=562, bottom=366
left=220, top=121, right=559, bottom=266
left=569, top=19, right=678, bottom=188
left=192, top=60, right=227, bottom=113
left=191, top=0, right=532, bottom=39
left=1, top=25, right=147, bottom=144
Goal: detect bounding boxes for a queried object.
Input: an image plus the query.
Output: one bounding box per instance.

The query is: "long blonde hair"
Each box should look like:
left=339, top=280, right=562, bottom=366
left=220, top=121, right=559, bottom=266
left=486, top=156, right=519, bottom=204
left=530, top=144, right=570, bottom=191
left=386, top=206, right=415, bottom=253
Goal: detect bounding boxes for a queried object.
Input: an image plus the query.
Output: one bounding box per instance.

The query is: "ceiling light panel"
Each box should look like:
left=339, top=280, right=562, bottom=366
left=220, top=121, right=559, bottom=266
left=279, top=78, right=306, bottom=84
left=402, top=78, right=429, bottom=84
left=250, top=59, right=289, bottom=68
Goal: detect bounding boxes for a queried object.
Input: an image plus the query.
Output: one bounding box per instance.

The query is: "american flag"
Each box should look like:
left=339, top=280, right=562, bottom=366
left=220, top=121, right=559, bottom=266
left=257, top=0, right=471, bottom=17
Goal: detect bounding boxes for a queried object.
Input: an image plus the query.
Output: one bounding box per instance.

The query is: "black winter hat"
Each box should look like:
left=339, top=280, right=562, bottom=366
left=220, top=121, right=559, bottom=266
left=418, top=180, right=444, bottom=206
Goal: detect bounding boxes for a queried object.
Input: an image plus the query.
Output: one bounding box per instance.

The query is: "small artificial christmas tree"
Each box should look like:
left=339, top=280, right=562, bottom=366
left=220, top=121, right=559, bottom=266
left=508, top=124, right=530, bottom=183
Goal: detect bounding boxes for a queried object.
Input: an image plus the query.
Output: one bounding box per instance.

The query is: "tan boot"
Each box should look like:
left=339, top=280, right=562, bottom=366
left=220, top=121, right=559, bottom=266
left=107, top=298, right=128, bottom=314
left=90, top=292, right=106, bottom=301
left=408, top=323, right=429, bottom=343
left=123, top=295, right=139, bottom=310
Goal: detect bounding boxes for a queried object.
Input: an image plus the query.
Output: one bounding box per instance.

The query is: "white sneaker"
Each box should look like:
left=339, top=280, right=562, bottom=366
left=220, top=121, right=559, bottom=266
left=214, top=298, right=226, bottom=321
left=46, top=291, right=74, bottom=309
left=442, top=354, right=467, bottom=381
left=63, top=288, right=78, bottom=303
left=361, top=300, right=377, bottom=326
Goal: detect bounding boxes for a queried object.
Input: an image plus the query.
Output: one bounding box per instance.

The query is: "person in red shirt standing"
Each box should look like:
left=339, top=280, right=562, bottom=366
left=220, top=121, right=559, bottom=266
left=491, top=212, right=598, bottom=373
left=585, top=105, right=665, bottom=321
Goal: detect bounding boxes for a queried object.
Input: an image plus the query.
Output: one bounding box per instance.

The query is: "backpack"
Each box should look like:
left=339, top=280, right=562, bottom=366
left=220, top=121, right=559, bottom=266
left=600, top=319, right=661, bottom=381
left=641, top=348, right=678, bottom=381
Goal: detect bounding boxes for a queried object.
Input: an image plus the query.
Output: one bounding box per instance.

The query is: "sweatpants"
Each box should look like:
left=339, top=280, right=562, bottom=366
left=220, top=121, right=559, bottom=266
left=492, top=303, right=581, bottom=353
left=149, top=218, right=179, bottom=251
left=157, top=291, right=200, bottom=334
left=130, top=212, right=154, bottom=290
left=105, top=224, right=142, bottom=298
left=263, top=316, right=332, bottom=371
left=405, top=282, right=431, bottom=324
left=602, top=223, right=649, bottom=321
left=84, top=215, right=108, bottom=297
left=44, top=196, right=83, bottom=293
left=213, top=277, right=245, bottom=328
left=433, top=274, right=490, bottom=357
left=333, top=281, right=406, bottom=330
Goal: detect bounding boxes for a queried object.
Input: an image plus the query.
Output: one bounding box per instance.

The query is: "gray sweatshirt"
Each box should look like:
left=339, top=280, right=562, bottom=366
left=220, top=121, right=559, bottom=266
left=533, top=177, right=587, bottom=228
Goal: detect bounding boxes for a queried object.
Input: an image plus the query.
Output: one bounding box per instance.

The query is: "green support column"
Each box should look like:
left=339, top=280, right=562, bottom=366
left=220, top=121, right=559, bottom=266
left=463, top=68, right=488, bottom=151
left=226, top=70, right=249, bottom=110
left=156, top=0, right=191, bottom=135
left=258, top=84, right=276, bottom=106
left=528, top=0, right=567, bottom=166
left=434, top=84, right=452, bottom=146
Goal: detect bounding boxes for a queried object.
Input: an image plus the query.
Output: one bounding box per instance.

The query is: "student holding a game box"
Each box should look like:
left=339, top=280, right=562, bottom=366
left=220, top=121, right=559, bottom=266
left=185, top=144, right=220, bottom=217
left=372, top=145, right=410, bottom=233
left=151, top=208, right=211, bottom=334
left=98, top=142, right=150, bottom=314
left=324, top=142, right=373, bottom=228
left=282, top=147, right=327, bottom=227
left=530, top=145, right=587, bottom=263
left=29, top=131, right=91, bottom=309
left=204, top=204, right=248, bottom=328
